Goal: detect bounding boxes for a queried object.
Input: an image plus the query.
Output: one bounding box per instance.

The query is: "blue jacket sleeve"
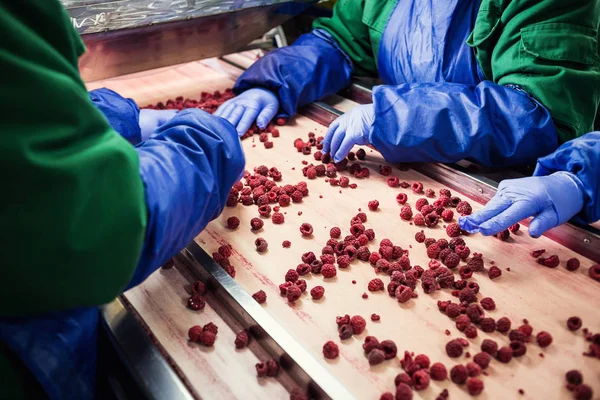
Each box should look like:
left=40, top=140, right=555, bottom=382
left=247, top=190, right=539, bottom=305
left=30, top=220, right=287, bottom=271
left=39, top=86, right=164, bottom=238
left=233, top=29, right=354, bottom=117
left=369, top=81, right=559, bottom=167
left=534, top=132, right=600, bottom=224
left=89, top=88, right=142, bottom=145
left=126, top=109, right=245, bottom=288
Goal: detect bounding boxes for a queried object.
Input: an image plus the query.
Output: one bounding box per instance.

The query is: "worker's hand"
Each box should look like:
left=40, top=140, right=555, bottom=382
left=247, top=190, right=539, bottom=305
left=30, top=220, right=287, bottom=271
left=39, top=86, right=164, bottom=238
left=214, top=88, right=279, bottom=136
left=139, top=109, right=178, bottom=141
left=459, top=172, right=585, bottom=238
left=322, top=104, right=374, bottom=163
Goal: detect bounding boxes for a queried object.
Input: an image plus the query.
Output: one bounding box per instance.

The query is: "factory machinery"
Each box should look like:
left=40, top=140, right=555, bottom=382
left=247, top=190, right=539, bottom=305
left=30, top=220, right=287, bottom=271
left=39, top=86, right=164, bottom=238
left=66, top=1, right=600, bottom=398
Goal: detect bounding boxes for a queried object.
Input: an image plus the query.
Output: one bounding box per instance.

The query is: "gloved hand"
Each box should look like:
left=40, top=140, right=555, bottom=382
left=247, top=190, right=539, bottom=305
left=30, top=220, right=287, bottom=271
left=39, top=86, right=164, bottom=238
left=459, top=172, right=585, bottom=238
left=214, top=88, right=279, bottom=136
left=322, top=104, right=374, bottom=163
left=139, top=109, right=178, bottom=141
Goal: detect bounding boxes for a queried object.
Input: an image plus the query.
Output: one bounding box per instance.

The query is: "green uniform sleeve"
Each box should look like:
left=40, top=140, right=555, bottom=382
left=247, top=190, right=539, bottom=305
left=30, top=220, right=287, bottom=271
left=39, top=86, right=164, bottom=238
left=0, top=1, right=147, bottom=315
left=313, top=0, right=378, bottom=76
left=468, top=0, right=600, bottom=143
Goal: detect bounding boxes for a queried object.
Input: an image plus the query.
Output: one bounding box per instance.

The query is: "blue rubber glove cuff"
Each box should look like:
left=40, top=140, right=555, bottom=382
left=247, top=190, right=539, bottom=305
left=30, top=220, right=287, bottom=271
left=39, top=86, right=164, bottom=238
left=89, top=88, right=142, bottom=145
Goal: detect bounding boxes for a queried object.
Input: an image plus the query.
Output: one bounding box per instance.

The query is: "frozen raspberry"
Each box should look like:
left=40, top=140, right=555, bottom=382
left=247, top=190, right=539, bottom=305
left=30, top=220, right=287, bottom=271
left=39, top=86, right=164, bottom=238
left=395, top=285, right=413, bottom=303
left=321, top=253, right=336, bottom=264
left=443, top=252, right=461, bottom=269
left=473, top=352, right=492, bottom=369
left=429, top=362, right=447, bottom=381
left=218, top=244, right=233, bottom=258
left=199, top=330, right=216, bottom=347
left=285, top=269, right=299, bottom=282
left=366, top=348, right=385, bottom=365
left=496, top=346, right=513, bottom=363
left=454, top=245, right=470, bottom=260
left=536, top=331, right=553, bottom=348
left=368, top=278, right=385, bottom=291
left=412, top=182, right=424, bottom=194
left=330, top=227, right=342, bottom=239
left=424, top=213, right=439, bottom=227
left=322, top=341, right=339, bottom=360
left=573, top=385, right=593, bottom=400
left=467, top=378, right=484, bottom=396
left=456, top=201, right=472, bottom=215
left=410, top=213, right=424, bottom=226
left=567, top=316, right=582, bottom=331
left=310, top=260, right=323, bottom=274
left=589, top=264, right=600, bottom=281
left=374, top=340, right=396, bottom=360
left=395, top=383, right=413, bottom=400
left=396, top=193, right=408, bottom=204
left=488, top=266, right=502, bottom=279
left=496, top=229, right=510, bottom=241
left=441, top=209, right=454, bottom=222
left=412, top=369, right=430, bottom=390
left=348, top=315, right=366, bottom=335
left=368, top=200, right=379, bottom=211
left=415, top=231, right=426, bottom=243
left=450, top=365, right=468, bottom=384
left=566, top=370, right=583, bottom=385
left=379, top=245, right=394, bottom=260
left=322, top=264, right=337, bottom=278
left=466, top=304, right=485, bottom=323
left=420, top=205, right=434, bottom=217
left=235, top=330, right=249, bottom=349
left=187, top=294, right=206, bottom=311
left=427, top=243, right=441, bottom=259
left=494, top=317, right=511, bottom=333
left=566, top=258, right=581, bottom=271
left=445, top=223, right=461, bottom=238
left=191, top=281, right=206, bottom=296
left=375, top=259, right=390, bottom=273
left=415, top=198, right=429, bottom=212
left=296, top=263, right=311, bottom=276
left=360, top=336, right=379, bottom=355
left=310, top=285, right=325, bottom=300
left=509, top=223, right=520, bottom=233
left=445, top=303, right=461, bottom=318
left=188, top=325, right=203, bottom=342
left=249, top=217, right=264, bottom=231
left=538, top=254, right=560, bottom=268
left=278, top=194, right=291, bottom=207
left=286, top=285, right=302, bottom=303
left=299, top=223, right=313, bottom=237
left=356, top=148, right=366, bottom=160
left=459, top=287, right=477, bottom=303
left=510, top=340, right=527, bottom=357
left=282, top=240, right=291, bottom=248
left=466, top=362, right=481, bottom=377
left=481, top=342, right=498, bottom=359
left=337, top=255, right=351, bottom=269
left=226, top=216, right=240, bottom=229
left=252, top=289, right=267, bottom=305
left=364, top=228, right=375, bottom=241
left=456, top=315, right=471, bottom=332
left=255, top=238, right=268, bottom=253
left=368, top=252, right=382, bottom=266
left=371, top=313, right=381, bottom=322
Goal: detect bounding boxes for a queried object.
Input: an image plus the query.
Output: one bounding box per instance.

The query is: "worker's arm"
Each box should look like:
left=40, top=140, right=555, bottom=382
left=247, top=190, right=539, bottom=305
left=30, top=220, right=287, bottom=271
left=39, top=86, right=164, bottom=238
left=459, top=132, right=600, bottom=237
left=90, top=88, right=178, bottom=145
left=0, top=1, right=245, bottom=316
left=217, top=0, right=382, bottom=133
left=324, top=82, right=558, bottom=166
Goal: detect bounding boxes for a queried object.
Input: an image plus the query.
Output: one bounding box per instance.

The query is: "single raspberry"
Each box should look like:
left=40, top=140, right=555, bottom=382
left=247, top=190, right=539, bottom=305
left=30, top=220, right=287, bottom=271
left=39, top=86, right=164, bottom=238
left=191, top=281, right=206, bottom=296
left=362, top=335, right=379, bottom=354
left=322, top=341, right=340, bottom=359
left=496, top=229, right=510, bottom=241
left=226, top=216, right=240, bottom=229
left=322, top=264, right=337, bottom=278
left=466, top=304, right=485, bottom=323
left=589, top=264, right=600, bottom=281
left=330, top=227, right=342, bottom=239
left=187, top=294, right=206, bottom=311
left=378, top=165, right=392, bottom=176
left=467, top=378, right=484, bottom=396
left=278, top=194, right=291, bottom=207
left=396, top=285, right=413, bottom=303
left=446, top=223, right=461, bottom=238
left=450, top=365, right=468, bottom=384
left=415, top=231, right=426, bottom=243
left=473, top=352, right=492, bottom=369
left=466, top=362, right=482, bottom=377
left=420, top=205, right=434, bottom=216
left=378, top=340, right=397, bottom=359
left=387, top=176, right=400, bottom=187
left=510, top=340, right=527, bottom=357
left=566, top=258, right=581, bottom=271
left=296, top=263, right=311, bottom=276
left=249, top=217, right=264, bottom=231
left=356, top=148, right=366, bottom=160
left=495, top=317, right=511, bottom=333
left=430, top=362, right=447, bottom=381
left=369, top=252, right=382, bottom=266
left=376, top=259, right=390, bottom=273
left=537, top=254, right=560, bottom=268
left=443, top=252, right=461, bottom=269
left=496, top=346, right=513, bottom=363
left=321, top=253, right=336, bottom=264
left=218, top=244, right=233, bottom=258
left=441, top=209, right=454, bottom=222
left=455, top=245, right=470, bottom=259
left=396, top=193, right=408, bottom=204
left=567, top=316, right=582, bottom=331
left=411, top=213, right=424, bottom=226
left=252, top=290, right=267, bottom=304
left=456, top=201, right=473, bottom=215
left=285, top=269, right=299, bottom=282
left=536, top=331, right=553, bottom=348
left=299, top=223, right=313, bottom=237
left=350, top=315, right=367, bottom=334
left=286, top=285, right=302, bottom=303
left=412, top=182, right=424, bottom=194
left=395, top=383, right=413, bottom=400
left=481, top=341, right=499, bottom=358
left=254, top=238, right=268, bottom=253
left=199, top=330, right=216, bottom=347
left=425, top=213, right=439, bottom=227
left=456, top=315, right=471, bottom=332
left=234, top=329, right=249, bottom=349
left=368, top=278, right=385, bottom=291
left=467, top=256, right=484, bottom=272
left=368, top=348, right=386, bottom=365
left=509, top=223, right=520, bottom=233
left=379, top=245, right=394, bottom=260
left=337, top=255, right=351, bottom=269
left=188, top=325, right=203, bottom=342
left=371, top=313, right=381, bottom=322
left=412, top=369, right=430, bottom=390
left=446, top=303, right=462, bottom=318
left=427, top=243, right=441, bottom=259
left=566, top=370, right=583, bottom=385
left=310, top=285, right=325, bottom=300
left=488, top=266, right=502, bottom=279
left=368, top=200, right=379, bottom=211
left=364, top=228, right=375, bottom=241
left=573, top=385, right=593, bottom=400
left=459, top=287, right=477, bottom=303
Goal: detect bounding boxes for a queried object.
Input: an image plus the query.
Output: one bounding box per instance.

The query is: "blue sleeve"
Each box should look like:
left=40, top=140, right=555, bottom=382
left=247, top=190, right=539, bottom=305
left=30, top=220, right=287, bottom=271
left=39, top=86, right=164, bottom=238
left=369, top=81, right=559, bottom=167
left=126, top=109, right=245, bottom=288
left=233, top=29, right=354, bottom=117
left=534, top=132, right=600, bottom=224
left=89, top=88, right=142, bottom=145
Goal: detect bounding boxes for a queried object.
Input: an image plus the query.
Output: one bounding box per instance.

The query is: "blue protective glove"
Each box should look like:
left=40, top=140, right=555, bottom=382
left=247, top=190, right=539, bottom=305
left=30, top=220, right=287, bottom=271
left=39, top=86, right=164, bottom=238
left=126, top=109, right=245, bottom=288
left=459, top=172, right=585, bottom=238
left=214, top=88, right=279, bottom=136
left=233, top=29, right=354, bottom=117
left=322, top=104, right=374, bottom=162
left=89, top=88, right=142, bottom=145
left=139, top=109, right=178, bottom=141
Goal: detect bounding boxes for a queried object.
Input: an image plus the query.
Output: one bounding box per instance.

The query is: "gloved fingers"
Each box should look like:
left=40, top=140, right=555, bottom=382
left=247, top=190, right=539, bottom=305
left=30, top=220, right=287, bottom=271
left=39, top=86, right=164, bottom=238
left=327, top=119, right=348, bottom=160
left=334, top=132, right=356, bottom=163
left=214, top=102, right=235, bottom=119
left=458, top=195, right=513, bottom=233
left=528, top=209, right=560, bottom=238
left=477, top=200, right=538, bottom=236
left=322, top=118, right=340, bottom=155
left=227, top=105, right=248, bottom=133
left=236, top=106, right=260, bottom=136
left=256, top=104, right=278, bottom=130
